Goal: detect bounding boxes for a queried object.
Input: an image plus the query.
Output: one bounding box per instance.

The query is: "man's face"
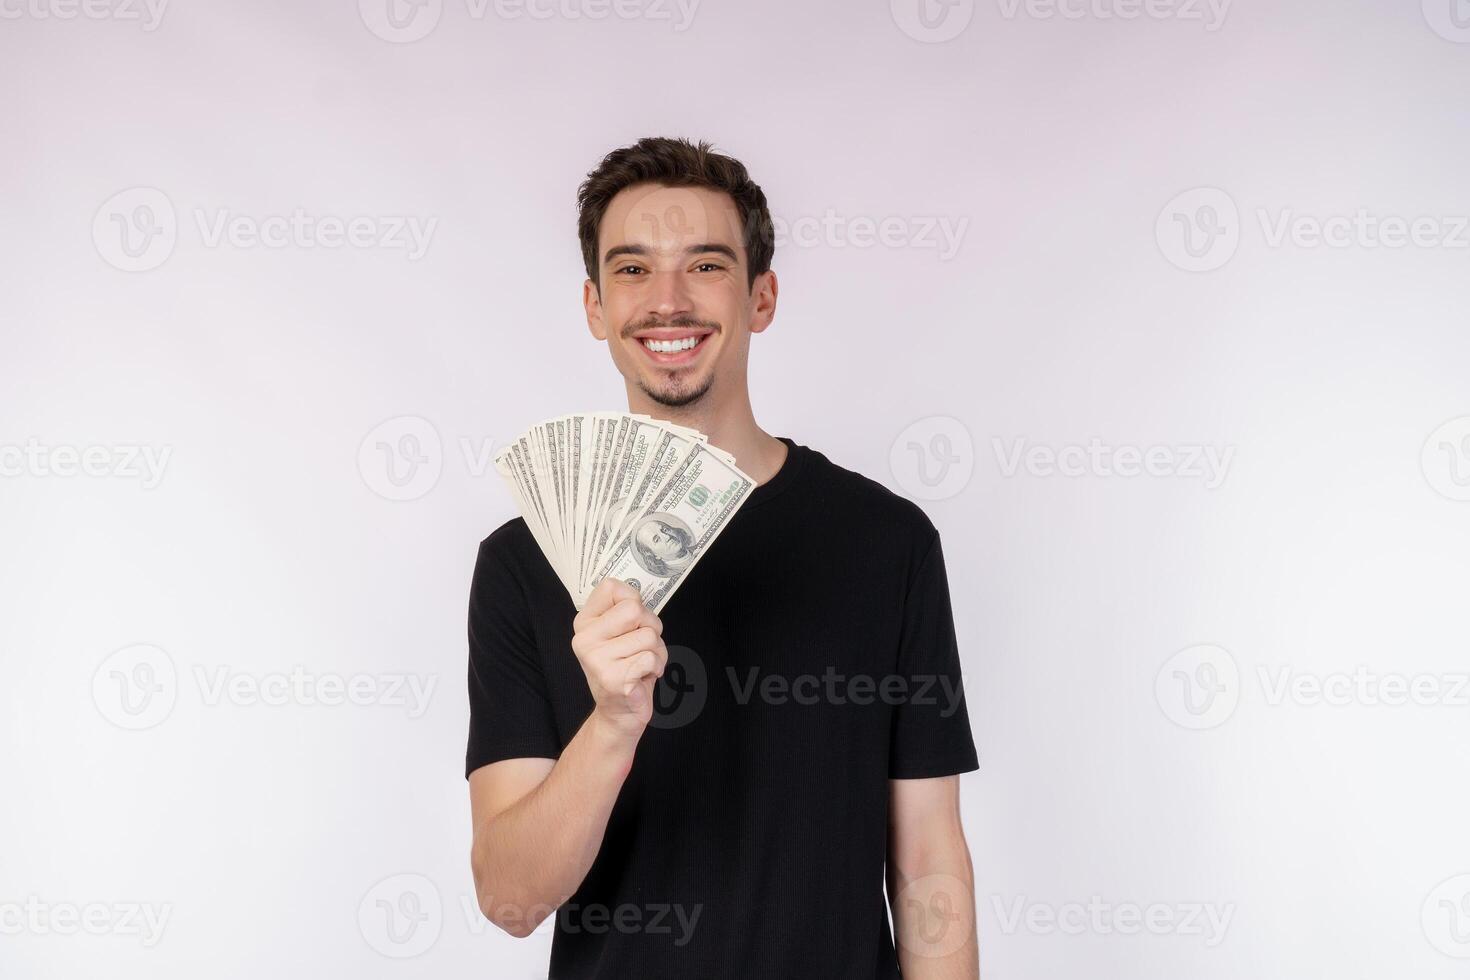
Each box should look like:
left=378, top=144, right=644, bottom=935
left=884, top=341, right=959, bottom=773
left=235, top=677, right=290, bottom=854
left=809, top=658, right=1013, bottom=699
left=585, top=183, right=774, bottom=409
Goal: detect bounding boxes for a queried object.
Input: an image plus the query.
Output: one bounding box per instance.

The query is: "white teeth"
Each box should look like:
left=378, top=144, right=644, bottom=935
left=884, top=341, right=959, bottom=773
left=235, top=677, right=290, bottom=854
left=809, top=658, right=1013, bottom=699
left=643, top=336, right=701, bottom=353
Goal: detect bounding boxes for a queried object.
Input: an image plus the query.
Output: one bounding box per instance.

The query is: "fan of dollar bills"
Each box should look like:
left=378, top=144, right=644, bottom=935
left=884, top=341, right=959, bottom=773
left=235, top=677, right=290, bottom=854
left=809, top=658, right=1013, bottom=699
left=493, top=413, right=755, bottom=612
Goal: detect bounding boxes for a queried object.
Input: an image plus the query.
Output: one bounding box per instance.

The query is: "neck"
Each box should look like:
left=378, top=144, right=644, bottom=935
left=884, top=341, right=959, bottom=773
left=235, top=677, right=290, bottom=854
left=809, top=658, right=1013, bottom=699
left=625, top=383, right=788, bottom=486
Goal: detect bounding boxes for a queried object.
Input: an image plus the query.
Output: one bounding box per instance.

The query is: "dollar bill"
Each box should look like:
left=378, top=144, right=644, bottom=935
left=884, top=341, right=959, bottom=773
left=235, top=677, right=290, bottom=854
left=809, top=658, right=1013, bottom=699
left=591, top=441, right=754, bottom=612
left=494, top=412, right=754, bottom=611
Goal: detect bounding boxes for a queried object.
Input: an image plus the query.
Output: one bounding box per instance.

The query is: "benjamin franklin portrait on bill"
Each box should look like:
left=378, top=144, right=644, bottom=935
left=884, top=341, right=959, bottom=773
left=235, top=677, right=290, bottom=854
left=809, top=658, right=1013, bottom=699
left=629, top=513, right=696, bottom=577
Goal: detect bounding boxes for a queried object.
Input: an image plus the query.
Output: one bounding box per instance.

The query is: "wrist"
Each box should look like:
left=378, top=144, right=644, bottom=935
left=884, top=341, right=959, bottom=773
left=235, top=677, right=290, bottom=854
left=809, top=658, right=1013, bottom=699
left=587, top=707, right=644, bottom=757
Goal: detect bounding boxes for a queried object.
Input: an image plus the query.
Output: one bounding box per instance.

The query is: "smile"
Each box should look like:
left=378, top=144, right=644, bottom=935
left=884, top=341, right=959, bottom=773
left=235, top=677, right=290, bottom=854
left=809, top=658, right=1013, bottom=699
left=643, top=336, right=702, bottom=353
left=633, top=330, right=713, bottom=365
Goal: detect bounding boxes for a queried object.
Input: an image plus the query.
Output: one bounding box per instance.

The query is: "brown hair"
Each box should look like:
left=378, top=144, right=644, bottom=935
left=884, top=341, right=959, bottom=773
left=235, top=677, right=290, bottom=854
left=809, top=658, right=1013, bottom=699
left=577, top=137, right=775, bottom=294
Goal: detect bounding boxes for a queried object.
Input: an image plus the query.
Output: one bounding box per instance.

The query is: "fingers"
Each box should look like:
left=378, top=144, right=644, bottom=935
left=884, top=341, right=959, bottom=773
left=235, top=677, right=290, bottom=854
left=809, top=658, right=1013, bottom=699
left=622, top=645, right=670, bottom=693
left=600, top=626, right=666, bottom=665
left=574, top=578, right=644, bottom=631
left=578, top=576, right=637, bottom=620
left=569, top=576, right=668, bottom=716
left=622, top=651, right=659, bottom=694
left=575, top=597, right=662, bottom=647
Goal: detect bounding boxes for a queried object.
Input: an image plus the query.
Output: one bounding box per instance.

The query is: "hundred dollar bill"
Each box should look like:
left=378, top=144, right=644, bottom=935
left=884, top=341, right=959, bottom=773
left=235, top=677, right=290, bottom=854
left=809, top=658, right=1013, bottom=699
left=495, top=412, right=754, bottom=611
left=588, top=421, right=698, bottom=593
left=591, top=442, right=754, bottom=612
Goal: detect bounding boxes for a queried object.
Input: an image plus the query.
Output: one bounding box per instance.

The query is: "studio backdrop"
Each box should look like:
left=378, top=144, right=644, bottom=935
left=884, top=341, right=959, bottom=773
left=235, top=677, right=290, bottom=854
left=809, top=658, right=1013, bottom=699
left=4, top=0, right=1470, bottom=976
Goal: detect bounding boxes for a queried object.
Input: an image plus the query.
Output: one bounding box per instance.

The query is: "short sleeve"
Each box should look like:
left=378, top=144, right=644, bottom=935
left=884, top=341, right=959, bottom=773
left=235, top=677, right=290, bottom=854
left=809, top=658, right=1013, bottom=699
left=465, top=533, right=563, bottom=778
left=888, top=530, right=980, bottom=780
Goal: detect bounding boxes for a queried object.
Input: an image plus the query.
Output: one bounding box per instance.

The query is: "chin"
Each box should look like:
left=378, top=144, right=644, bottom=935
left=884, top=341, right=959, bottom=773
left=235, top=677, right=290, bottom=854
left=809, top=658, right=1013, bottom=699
left=639, top=373, right=714, bottom=408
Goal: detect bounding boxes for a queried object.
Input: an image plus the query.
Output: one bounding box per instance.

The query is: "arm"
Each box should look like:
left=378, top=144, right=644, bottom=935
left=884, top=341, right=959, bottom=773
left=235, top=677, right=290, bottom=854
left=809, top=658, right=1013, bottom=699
left=887, top=775, right=980, bottom=979
left=469, top=578, right=667, bottom=937
left=469, top=716, right=633, bottom=936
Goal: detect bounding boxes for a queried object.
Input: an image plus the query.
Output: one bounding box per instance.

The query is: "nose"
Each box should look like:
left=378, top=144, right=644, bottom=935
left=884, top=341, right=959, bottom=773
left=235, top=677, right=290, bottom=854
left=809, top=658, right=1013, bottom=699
left=646, top=266, right=695, bottom=323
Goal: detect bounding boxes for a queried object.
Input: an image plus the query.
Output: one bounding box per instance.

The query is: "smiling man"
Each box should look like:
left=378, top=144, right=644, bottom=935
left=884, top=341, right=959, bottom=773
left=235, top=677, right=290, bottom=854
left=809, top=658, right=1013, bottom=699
left=465, top=137, right=980, bottom=979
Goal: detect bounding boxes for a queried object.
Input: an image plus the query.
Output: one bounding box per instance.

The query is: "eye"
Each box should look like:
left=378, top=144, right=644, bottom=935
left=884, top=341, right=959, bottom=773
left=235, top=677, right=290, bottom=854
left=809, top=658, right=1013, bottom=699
left=694, top=262, right=724, bottom=273
left=614, top=265, right=646, bottom=276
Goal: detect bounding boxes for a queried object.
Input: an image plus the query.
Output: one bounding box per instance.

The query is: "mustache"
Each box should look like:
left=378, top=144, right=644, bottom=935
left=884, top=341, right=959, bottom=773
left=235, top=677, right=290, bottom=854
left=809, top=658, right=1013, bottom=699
left=621, top=315, right=720, bottom=338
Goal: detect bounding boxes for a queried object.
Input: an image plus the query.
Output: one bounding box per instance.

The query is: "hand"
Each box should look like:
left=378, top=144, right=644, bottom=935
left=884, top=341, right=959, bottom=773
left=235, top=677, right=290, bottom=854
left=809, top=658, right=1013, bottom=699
left=571, top=577, right=668, bottom=739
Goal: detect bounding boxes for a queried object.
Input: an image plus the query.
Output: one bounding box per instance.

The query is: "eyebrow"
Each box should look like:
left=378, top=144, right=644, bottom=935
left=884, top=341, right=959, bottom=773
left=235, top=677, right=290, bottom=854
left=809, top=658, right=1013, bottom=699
left=602, top=242, right=740, bottom=267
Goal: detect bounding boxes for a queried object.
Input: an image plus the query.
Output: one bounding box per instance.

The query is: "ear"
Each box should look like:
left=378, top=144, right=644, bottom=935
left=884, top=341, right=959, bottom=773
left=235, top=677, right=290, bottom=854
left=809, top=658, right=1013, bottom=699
left=584, top=279, right=607, bottom=341
left=746, top=269, right=779, bottom=335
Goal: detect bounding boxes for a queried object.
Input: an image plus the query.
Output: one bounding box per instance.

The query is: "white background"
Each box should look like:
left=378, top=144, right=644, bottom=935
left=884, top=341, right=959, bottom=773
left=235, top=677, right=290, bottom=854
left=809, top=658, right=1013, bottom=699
left=4, top=0, right=1470, bottom=976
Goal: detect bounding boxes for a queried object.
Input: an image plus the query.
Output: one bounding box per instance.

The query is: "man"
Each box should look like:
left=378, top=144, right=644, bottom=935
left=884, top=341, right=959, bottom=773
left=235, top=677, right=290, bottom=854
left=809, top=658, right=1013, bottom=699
left=466, top=137, right=980, bottom=979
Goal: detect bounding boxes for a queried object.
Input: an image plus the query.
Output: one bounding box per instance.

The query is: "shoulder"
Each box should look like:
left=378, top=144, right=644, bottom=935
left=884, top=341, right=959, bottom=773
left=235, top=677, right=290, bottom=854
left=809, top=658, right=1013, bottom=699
left=473, top=516, right=542, bottom=587
left=796, top=442, right=938, bottom=550
left=469, top=516, right=572, bottom=623
left=480, top=514, right=537, bottom=554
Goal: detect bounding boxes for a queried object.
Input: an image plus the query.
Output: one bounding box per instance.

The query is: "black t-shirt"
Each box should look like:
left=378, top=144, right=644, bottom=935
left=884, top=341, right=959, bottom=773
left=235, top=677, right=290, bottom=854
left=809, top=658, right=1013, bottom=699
left=465, top=437, right=979, bottom=979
